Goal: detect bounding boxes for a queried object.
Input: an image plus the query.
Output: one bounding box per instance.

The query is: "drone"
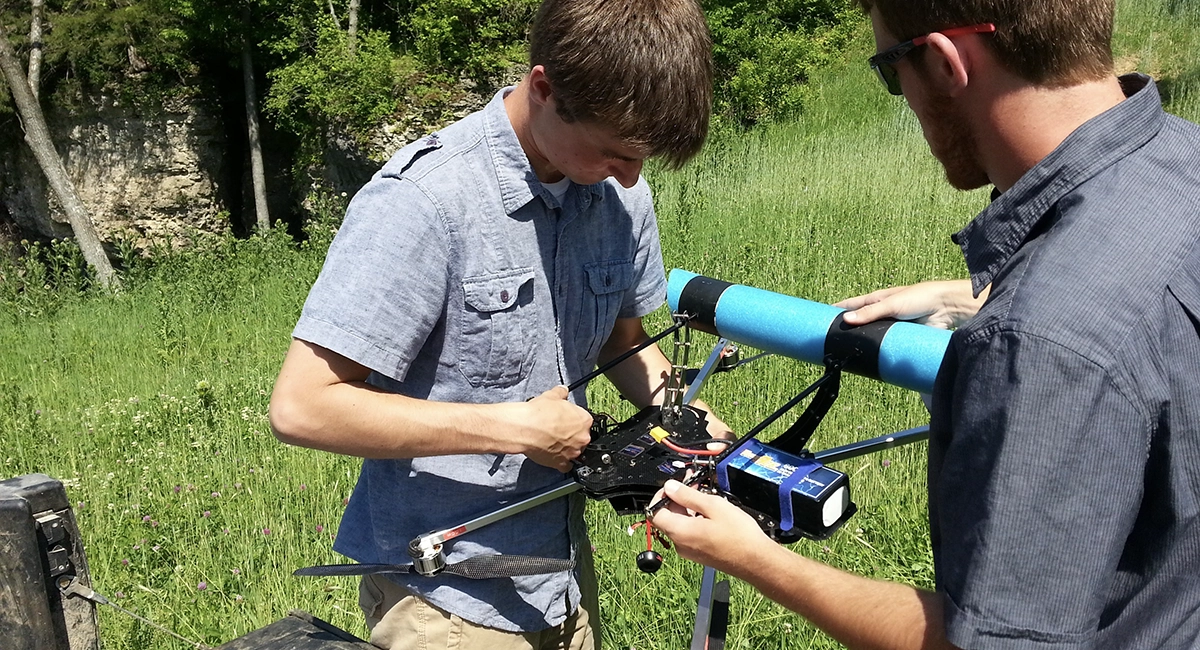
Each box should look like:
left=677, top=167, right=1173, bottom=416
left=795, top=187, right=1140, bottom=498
left=296, top=270, right=951, bottom=648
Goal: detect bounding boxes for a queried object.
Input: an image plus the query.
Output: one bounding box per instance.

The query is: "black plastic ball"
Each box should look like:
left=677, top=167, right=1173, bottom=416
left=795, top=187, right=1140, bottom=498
left=636, top=550, right=664, bottom=573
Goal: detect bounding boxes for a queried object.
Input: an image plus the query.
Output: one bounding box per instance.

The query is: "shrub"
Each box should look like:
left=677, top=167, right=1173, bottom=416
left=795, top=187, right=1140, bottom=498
left=705, top=0, right=859, bottom=126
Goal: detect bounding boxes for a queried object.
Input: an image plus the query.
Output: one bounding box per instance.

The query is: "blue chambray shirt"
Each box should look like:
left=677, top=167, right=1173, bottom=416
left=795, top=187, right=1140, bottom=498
left=929, top=75, right=1200, bottom=649
left=292, top=88, right=667, bottom=631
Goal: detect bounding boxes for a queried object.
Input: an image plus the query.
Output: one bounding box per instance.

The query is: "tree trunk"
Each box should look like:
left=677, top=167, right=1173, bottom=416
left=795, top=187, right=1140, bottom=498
left=347, top=0, right=360, bottom=54
left=0, top=21, right=117, bottom=289
left=27, top=0, right=44, bottom=99
left=241, top=19, right=270, bottom=233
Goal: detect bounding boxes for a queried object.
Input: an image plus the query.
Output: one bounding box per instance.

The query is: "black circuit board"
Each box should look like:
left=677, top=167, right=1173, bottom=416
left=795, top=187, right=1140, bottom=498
left=573, top=405, right=711, bottom=515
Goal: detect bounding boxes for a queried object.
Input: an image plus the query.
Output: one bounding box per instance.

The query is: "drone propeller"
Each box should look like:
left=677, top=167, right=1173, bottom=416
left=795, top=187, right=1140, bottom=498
left=294, top=554, right=574, bottom=580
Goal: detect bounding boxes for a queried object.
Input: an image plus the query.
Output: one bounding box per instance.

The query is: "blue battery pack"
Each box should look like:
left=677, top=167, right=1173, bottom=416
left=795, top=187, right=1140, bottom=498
left=716, top=439, right=854, bottom=540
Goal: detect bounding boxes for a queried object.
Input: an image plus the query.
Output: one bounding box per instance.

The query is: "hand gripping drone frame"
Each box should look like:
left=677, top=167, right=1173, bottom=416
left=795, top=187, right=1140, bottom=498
left=295, top=270, right=952, bottom=648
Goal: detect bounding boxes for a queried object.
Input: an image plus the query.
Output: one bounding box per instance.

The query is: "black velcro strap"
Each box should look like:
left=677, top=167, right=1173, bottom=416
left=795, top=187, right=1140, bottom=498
left=677, top=276, right=732, bottom=334
left=823, top=314, right=894, bottom=381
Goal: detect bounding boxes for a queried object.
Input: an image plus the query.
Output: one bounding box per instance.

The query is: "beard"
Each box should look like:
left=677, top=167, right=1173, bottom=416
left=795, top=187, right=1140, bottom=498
left=923, top=92, right=990, bottom=191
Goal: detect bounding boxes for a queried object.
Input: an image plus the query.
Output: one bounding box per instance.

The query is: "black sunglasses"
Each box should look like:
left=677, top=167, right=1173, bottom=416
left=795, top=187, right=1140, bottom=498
left=868, top=23, right=997, bottom=96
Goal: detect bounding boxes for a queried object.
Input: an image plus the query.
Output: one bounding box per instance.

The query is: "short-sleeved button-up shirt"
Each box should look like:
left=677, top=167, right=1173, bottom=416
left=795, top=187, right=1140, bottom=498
left=929, top=75, right=1200, bottom=649
left=292, top=88, right=667, bottom=631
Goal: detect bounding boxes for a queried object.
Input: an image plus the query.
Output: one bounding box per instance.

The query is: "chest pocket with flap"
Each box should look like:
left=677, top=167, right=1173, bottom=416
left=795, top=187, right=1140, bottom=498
left=579, top=260, right=635, bottom=362
left=460, top=268, right=537, bottom=388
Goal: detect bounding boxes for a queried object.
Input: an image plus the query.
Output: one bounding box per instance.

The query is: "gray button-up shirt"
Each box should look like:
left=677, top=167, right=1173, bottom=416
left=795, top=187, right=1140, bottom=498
left=930, top=75, right=1200, bottom=649
left=293, top=89, right=667, bottom=631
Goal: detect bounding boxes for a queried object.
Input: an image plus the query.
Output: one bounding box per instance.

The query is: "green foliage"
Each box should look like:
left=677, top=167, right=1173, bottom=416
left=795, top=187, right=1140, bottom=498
left=404, top=0, right=538, bottom=81
left=299, top=188, right=349, bottom=251
left=42, top=0, right=197, bottom=108
left=705, top=0, right=860, bottom=126
left=0, top=238, right=96, bottom=322
left=266, top=19, right=410, bottom=143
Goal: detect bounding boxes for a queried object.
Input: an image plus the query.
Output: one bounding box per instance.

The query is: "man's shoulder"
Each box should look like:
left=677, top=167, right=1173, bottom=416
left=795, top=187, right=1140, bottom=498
left=377, top=111, right=488, bottom=184
left=591, top=175, right=656, bottom=220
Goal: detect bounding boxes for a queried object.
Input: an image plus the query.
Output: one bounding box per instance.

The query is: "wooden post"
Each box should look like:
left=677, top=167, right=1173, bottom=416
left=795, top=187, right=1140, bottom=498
left=0, top=474, right=100, bottom=650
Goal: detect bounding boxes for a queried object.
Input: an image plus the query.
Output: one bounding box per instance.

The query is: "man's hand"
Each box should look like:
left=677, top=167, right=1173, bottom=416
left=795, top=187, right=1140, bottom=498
left=650, top=479, right=774, bottom=575
left=515, top=386, right=595, bottom=472
left=835, top=280, right=989, bottom=330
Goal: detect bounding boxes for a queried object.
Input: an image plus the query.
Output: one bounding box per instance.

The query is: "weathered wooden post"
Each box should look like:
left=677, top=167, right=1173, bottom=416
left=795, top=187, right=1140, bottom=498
left=0, top=474, right=100, bottom=650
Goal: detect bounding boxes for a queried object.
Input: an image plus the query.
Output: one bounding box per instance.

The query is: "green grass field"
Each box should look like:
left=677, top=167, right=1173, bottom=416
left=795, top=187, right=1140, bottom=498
left=2, top=2, right=1197, bottom=647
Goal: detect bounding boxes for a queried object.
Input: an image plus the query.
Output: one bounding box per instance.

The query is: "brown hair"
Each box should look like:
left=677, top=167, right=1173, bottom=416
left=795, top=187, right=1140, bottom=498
left=856, top=0, right=1115, bottom=87
left=529, top=0, right=713, bottom=168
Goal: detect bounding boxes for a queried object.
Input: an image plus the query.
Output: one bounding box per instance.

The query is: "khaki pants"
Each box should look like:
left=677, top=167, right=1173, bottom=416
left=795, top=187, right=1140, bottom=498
left=358, top=549, right=599, bottom=650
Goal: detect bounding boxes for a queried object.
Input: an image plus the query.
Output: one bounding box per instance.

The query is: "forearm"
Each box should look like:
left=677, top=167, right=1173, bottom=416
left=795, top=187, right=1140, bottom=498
left=269, top=376, right=528, bottom=459
left=653, top=483, right=955, bottom=650
left=268, top=339, right=591, bottom=464
left=740, top=543, right=952, bottom=650
left=599, top=341, right=671, bottom=409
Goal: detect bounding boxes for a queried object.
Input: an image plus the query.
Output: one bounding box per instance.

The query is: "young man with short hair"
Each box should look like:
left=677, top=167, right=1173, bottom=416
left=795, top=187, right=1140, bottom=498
left=652, top=1, right=1200, bottom=648
left=269, top=1, right=723, bottom=648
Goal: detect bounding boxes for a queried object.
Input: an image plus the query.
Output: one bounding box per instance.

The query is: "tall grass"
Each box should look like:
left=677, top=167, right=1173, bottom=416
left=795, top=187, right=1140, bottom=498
left=1, top=3, right=1196, bottom=648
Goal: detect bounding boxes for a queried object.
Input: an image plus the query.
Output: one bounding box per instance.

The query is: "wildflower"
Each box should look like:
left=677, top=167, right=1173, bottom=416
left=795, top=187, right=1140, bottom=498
left=211, top=492, right=220, bottom=498
left=173, top=485, right=181, bottom=493
left=234, top=482, right=242, bottom=489
left=263, top=528, right=271, bottom=535
left=203, top=511, right=211, bottom=518
left=198, top=581, right=207, bottom=591
left=234, top=594, right=244, bottom=602
left=881, top=459, right=892, bottom=468
left=115, top=592, right=125, bottom=599
left=231, top=568, right=241, bottom=576
left=315, top=525, right=324, bottom=533
left=121, top=559, right=129, bottom=566
left=150, top=520, right=159, bottom=527
left=299, top=484, right=307, bottom=491
left=223, top=528, right=230, bottom=534
left=142, top=515, right=151, bottom=523
left=152, top=545, right=161, bottom=552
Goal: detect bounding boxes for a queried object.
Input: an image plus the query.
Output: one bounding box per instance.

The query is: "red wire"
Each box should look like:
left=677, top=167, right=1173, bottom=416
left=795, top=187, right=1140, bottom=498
left=661, top=437, right=726, bottom=457
left=645, top=519, right=653, bottom=551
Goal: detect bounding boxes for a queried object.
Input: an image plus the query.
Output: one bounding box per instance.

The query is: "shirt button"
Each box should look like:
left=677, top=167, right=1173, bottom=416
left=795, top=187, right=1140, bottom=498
left=500, top=290, right=510, bottom=302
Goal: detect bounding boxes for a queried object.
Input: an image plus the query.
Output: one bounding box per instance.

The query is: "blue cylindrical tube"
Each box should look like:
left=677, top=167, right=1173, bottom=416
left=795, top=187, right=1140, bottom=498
left=666, top=269, right=951, bottom=394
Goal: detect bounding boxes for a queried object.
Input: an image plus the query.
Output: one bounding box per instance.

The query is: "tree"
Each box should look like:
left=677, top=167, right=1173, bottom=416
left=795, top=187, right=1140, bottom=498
left=0, top=16, right=117, bottom=288
left=242, top=4, right=270, bottom=232
left=346, top=0, right=359, bottom=54
left=26, top=0, right=41, bottom=98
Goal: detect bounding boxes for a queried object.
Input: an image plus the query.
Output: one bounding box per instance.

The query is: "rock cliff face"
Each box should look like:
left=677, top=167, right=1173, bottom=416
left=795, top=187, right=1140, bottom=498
left=0, top=75, right=507, bottom=249
left=1, top=97, right=233, bottom=247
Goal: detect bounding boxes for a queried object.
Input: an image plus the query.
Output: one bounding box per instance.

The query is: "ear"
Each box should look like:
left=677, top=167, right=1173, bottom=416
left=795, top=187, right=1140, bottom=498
left=922, top=33, right=971, bottom=98
left=527, top=65, right=554, bottom=107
